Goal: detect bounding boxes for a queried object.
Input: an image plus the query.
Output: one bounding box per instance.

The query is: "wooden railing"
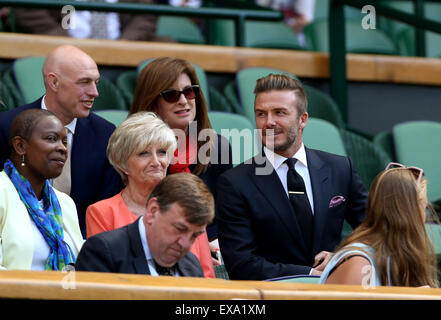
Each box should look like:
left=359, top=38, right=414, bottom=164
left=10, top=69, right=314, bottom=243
left=1, top=270, right=441, bottom=300
left=2, top=32, right=441, bottom=87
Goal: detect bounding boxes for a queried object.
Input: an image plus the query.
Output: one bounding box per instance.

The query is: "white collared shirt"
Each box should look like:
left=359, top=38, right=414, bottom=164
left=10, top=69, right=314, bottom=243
left=41, top=96, right=76, bottom=148
left=264, top=143, right=315, bottom=214
left=138, top=217, right=179, bottom=277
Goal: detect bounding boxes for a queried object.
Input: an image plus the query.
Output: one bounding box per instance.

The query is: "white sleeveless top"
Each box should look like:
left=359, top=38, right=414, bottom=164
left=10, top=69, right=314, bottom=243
left=319, top=242, right=390, bottom=287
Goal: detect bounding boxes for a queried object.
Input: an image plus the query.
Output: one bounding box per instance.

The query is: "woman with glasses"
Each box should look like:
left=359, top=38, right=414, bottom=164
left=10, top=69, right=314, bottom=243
left=319, top=162, right=439, bottom=288
left=0, top=109, right=84, bottom=270
left=129, top=57, right=233, bottom=276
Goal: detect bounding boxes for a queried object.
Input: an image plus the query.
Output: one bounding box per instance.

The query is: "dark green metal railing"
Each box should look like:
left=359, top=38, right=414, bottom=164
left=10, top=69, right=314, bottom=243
left=330, top=0, right=441, bottom=123
left=0, top=0, right=282, bottom=47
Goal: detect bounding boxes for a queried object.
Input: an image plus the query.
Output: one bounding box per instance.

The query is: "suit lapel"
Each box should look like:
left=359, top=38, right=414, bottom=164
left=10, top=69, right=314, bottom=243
left=306, top=148, right=332, bottom=255
left=128, top=218, right=151, bottom=275
left=251, top=154, right=310, bottom=258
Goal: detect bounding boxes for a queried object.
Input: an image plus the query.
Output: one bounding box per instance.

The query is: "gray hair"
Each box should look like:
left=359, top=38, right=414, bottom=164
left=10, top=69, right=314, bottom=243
left=107, top=111, right=177, bottom=185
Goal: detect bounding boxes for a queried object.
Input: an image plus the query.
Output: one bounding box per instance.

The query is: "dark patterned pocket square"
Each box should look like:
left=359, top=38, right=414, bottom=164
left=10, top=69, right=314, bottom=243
left=329, top=196, right=346, bottom=208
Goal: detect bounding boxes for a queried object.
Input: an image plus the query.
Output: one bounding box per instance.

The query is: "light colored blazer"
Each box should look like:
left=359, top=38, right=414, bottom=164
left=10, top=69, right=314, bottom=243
left=0, top=171, right=84, bottom=270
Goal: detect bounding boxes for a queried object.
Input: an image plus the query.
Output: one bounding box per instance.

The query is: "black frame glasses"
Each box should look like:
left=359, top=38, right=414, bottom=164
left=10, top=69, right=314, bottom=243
left=160, top=85, right=200, bottom=103
left=385, top=162, right=424, bottom=184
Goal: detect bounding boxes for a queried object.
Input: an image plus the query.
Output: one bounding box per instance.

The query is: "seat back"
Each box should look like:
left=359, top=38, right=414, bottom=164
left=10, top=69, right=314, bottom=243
left=208, top=111, right=258, bottom=166
left=304, top=18, right=397, bottom=55
left=264, top=275, right=320, bottom=284
left=393, top=120, right=441, bottom=202
left=116, top=70, right=137, bottom=107
left=303, top=118, right=347, bottom=157
left=137, top=58, right=210, bottom=109
left=207, top=19, right=303, bottom=50
left=93, top=110, right=129, bottom=127
left=12, top=56, right=45, bottom=104
left=303, top=85, right=345, bottom=128
left=156, top=16, right=205, bottom=44
left=341, top=129, right=391, bottom=189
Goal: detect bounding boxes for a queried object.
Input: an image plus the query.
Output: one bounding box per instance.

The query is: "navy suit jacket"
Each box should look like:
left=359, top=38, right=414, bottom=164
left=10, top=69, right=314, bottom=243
left=0, top=98, right=123, bottom=238
left=216, top=147, right=368, bottom=280
left=75, top=218, right=204, bottom=277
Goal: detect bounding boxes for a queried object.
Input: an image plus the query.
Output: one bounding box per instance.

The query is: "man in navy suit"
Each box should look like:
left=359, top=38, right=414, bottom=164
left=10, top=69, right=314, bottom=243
left=76, top=173, right=214, bottom=277
left=0, top=45, right=122, bottom=238
left=216, top=74, right=368, bottom=280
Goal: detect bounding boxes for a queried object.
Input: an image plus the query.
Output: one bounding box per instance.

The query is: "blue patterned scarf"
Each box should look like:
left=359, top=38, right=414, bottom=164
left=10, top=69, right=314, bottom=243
left=4, top=159, right=75, bottom=270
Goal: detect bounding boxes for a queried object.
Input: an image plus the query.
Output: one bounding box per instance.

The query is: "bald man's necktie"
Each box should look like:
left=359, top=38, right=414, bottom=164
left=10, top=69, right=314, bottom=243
left=285, top=158, right=313, bottom=254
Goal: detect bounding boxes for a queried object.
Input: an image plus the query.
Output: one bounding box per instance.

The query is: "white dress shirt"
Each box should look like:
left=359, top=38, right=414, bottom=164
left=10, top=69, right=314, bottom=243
left=264, top=143, right=315, bottom=214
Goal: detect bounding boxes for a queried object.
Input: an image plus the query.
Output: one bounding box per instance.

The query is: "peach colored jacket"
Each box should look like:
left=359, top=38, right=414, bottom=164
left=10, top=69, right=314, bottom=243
left=86, top=191, right=215, bottom=278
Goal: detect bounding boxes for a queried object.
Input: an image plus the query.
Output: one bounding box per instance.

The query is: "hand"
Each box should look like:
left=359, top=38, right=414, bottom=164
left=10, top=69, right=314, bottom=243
left=209, top=243, right=220, bottom=266
left=310, top=268, right=322, bottom=276
left=312, top=251, right=331, bottom=272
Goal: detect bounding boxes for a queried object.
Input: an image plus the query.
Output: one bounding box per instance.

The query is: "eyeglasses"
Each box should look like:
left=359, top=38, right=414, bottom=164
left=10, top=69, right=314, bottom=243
left=385, top=162, right=424, bottom=184
left=160, top=85, right=200, bottom=103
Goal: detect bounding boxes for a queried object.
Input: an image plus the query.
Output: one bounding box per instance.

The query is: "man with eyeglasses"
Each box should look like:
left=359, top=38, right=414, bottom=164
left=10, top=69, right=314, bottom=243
left=0, top=45, right=122, bottom=238
left=216, top=74, right=368, bottom=280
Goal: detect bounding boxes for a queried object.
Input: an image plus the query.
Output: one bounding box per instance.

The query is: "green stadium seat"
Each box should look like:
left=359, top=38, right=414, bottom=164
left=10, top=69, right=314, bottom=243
left=207, top=19, right=304, bottom=50
left=373, top=130, right=396, bottom=161
left=264, top=275, right=320, bottom=283
left=341, top=129, right=391, bottom=189
left=304, top=18, right=398, bottom=55
left=156, top=16, right=205, bottom=44
left=116, top=70, right=137, bottom=108
left=12, top=56, right=45, bottom=104
left=208, top=111, right=257, bottom=166
left=223, top=80, right=244, bottom=115
left=208, top=86, right=233, bottom=112
left=303, top=118, right=347, bottom=156
left=93, top=110, right=129, bottom=127
left=392, top=120, right=441, bottom=202
left=137, top=58, right=211, bottom=110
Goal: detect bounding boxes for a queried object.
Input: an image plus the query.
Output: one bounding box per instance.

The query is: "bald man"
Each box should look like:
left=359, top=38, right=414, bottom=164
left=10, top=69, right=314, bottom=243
left=0, top=45, right=123, bottom=238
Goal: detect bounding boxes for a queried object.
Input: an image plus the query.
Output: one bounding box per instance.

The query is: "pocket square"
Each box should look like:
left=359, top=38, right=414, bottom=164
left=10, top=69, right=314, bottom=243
left=329, top=196, right=346, bottom=208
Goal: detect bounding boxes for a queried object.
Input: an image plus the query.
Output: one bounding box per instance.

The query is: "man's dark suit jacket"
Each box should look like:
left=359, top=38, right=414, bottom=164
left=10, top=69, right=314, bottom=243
left=0, top=98, right=123, bottom=238
left=75, top=218, right=204, bottom=277
left=216, top=147, right=368, bottom=280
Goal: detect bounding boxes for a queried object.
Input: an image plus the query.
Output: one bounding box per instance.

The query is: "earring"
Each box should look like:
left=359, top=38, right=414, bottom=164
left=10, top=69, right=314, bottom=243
left=21, top=154, right=25, bottom=167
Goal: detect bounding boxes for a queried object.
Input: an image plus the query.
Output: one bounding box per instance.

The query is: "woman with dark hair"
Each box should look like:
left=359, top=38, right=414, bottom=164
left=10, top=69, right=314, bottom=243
left=130, top=57, right=233, bottom=242
left=0, top=109, right=83, bottom=270
left=320, top=162, right=439, bottom=288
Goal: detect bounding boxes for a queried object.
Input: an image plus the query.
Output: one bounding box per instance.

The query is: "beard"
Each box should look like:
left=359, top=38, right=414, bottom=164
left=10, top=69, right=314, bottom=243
left=263, top=121, right=299, bottom=153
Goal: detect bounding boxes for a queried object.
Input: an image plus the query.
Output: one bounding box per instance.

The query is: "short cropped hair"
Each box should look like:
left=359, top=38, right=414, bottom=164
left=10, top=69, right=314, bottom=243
left=9, top=109, right=56, bottom=155
left=148, top=173, right=214, bottom=226
left=254, top=73, right=308, bottom=116
left=107, top=111, right=177, bottom=185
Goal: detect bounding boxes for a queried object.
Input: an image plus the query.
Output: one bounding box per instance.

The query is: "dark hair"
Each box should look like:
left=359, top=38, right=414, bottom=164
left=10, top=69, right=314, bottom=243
left=9, top=109, right=57, bottom=155
left=147, top=173, right=214, bottom=226
left=254, top=73, right=308, bottom=116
